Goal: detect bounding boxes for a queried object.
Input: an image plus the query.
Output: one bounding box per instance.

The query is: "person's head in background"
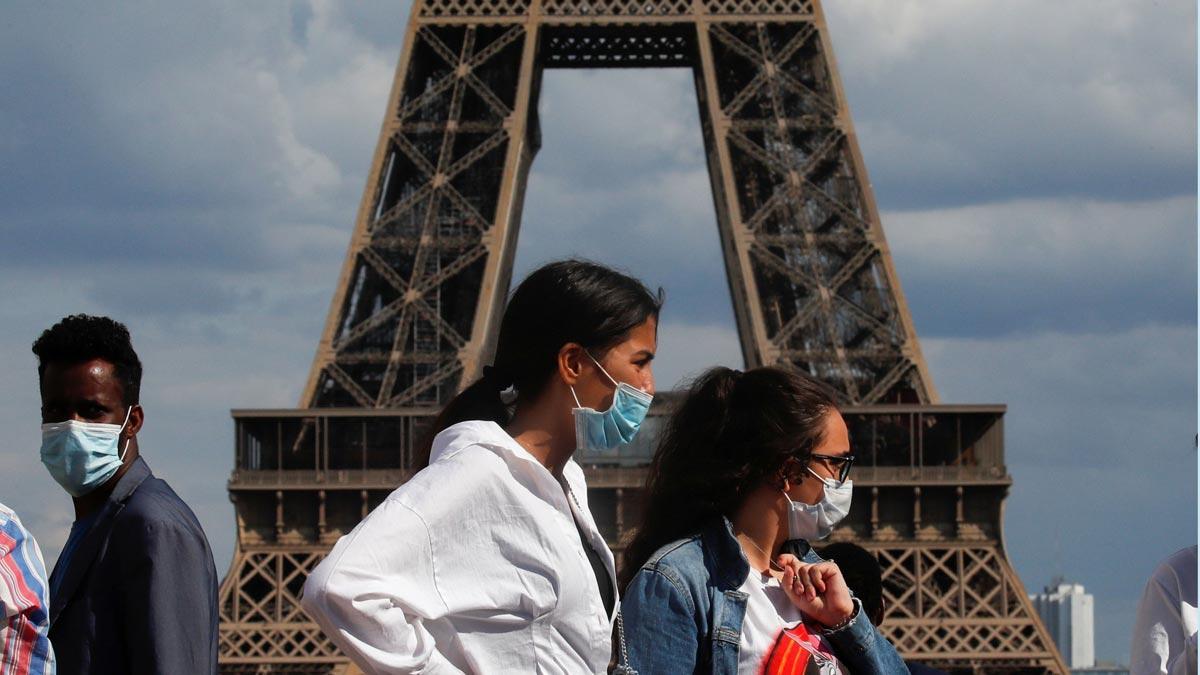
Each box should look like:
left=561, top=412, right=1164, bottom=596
left=417, top=259, right=663, bottom=473
left=818, top=541, right=885, bottom=626
left=620, top=366, right=848, bottom=586
left=33, top=314, right=145, bottom=512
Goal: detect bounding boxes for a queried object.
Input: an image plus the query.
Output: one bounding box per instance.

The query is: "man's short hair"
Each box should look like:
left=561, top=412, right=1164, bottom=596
left=32, top=314, right=143, bottom=406
left=818, top=542, right=883, bottom=622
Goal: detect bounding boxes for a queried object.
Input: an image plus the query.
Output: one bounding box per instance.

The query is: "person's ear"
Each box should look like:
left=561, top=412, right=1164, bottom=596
left=779, top=458, right=802, bottom=492
left=126, top=404, right=145, bottom=436
left=557, top=343, right=587, bottom=387
left=778, top=466, right=792, bottom=493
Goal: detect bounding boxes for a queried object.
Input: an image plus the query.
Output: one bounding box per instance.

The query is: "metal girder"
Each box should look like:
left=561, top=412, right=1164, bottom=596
left=298, top=0, right=935, bottom=409
left=218, top=0, right=1066, bottom=672
left=690, top=15, right=935, bottom=403
left=218, top=548, right=342, bottom=667
left=865, top=542, right=1069, bottom=674
left=300, top=21, right=533, bottom=409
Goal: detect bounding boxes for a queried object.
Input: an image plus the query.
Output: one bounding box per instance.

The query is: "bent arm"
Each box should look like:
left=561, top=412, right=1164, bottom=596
left=1131, top=561, right=1197, bottom=675
left=822, top=599, right=909, bottom=675
left=1168, top=634, right=1197, bottom=675
left=620, top=567, right=701, bottom=674
left=301, top=499, right=464, bottom=675
left=122, top=519, right=219, bottom=674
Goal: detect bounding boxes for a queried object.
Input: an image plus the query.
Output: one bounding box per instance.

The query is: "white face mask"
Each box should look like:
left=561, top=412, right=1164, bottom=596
left=783, top=467, right=853, bottom=541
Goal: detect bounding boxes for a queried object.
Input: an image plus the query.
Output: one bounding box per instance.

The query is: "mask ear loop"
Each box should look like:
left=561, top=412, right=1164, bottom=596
left=778, top=463, right=796, bottom=505
left=572, top=350, right=612, bottom=411
left=806, top=466, right=838, bottom=488
left=584, top=350, right=620, bottom=388
left=117, top=405, right=134, bottom=462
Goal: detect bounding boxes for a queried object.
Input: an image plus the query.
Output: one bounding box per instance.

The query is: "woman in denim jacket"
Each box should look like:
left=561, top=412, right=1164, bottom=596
left=617, top=367, right=907, bottom=674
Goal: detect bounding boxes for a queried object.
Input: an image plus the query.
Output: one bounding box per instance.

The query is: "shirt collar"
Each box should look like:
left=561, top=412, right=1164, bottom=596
left=109, top=455, right=152, bottom=505
left=702, top=516, right=752, bottom=590
left=432, top=420, right=584, bottom=483
left=702, top=516, right=814, bottom=590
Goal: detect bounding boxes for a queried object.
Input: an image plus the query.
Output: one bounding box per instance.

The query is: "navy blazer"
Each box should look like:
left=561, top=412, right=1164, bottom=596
left=48, top=457, right=218, bottom=674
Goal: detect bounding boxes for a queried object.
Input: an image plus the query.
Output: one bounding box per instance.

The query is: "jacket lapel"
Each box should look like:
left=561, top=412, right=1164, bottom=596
left=705, top=518, right=751, bottom=591
left=49, top=458, right=152, bottom=624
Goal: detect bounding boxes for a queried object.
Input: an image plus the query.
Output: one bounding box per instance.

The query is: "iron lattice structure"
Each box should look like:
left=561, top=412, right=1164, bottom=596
left=217, top=0, right=1068, bottom=673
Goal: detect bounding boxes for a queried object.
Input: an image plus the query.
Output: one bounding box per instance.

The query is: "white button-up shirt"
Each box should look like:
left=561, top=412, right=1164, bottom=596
left=1132, top=546, right=1197, bottom=675
left=301, top=421, right=617, bottom=674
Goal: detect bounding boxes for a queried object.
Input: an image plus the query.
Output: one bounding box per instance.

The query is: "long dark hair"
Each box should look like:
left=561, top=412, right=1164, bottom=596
left=415, top=259, right=662, bottom=468
left=619, top=366, right=838, bottom=587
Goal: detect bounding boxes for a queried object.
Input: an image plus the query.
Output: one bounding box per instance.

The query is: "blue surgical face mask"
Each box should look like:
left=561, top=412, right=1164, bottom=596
left=40, top=406, right=133, bottom=497
left=571, top=352, right=652, bottom=451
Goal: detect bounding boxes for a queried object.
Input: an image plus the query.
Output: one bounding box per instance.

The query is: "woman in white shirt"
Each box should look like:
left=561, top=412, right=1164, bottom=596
left=301, top=260, right=661, bottom=674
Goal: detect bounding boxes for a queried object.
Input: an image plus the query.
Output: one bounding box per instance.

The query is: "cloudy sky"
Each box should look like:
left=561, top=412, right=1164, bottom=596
left=1, top=0, right=1194, bottom=664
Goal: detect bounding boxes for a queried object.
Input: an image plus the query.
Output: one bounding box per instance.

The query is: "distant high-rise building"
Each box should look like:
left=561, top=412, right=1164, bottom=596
left=1031, top=581, right=1096, bottom=669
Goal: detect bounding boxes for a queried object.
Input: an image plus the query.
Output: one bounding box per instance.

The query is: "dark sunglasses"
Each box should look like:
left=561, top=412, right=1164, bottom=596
left=809, top=453, right=855, bottom=482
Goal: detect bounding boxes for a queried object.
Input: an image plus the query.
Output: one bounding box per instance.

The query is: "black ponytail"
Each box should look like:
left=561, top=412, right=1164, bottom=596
left=619, top=366, right=838, bottom=588
left=414, top=259, right=662, bottom=469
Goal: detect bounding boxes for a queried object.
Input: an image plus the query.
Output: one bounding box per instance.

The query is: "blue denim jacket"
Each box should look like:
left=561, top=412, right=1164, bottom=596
left=616, top=518, right=907, bottom=674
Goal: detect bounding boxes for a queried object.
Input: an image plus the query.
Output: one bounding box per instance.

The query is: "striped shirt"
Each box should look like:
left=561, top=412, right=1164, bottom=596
left=0, top=503, right=54, bottom=675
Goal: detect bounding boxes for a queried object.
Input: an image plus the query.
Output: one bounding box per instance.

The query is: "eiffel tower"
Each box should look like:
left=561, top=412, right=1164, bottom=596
left=216, top=0, right=1069, bottom=672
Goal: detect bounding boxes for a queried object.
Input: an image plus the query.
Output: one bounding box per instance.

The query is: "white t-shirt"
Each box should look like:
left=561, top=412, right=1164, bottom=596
left=1131, top=546, right=1198, bottom=675
left=737, top=570, right=845, bottom=675
left=301, top=421, right=617, bottom=675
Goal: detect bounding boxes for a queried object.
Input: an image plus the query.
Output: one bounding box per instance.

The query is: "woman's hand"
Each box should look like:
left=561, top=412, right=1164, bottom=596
left=776, top=554, right=856, bottom=629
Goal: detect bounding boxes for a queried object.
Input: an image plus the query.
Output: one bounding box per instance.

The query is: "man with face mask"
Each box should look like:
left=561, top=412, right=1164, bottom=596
left=32, top=314, right=218, bottom=674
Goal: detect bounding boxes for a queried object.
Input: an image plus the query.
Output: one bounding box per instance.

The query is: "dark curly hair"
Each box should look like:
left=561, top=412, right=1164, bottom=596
left=32, top=314, right=143, bottom=406
left=416, top=259, right=662, bottom=469
left=619, top=366, right=838, bottom=588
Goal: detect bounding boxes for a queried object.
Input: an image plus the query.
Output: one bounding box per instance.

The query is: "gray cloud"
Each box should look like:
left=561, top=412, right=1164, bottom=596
left=826, top=0, right=1196, bottom=208
left=926, top=325, right=1196, bottom=467
left=1, top=5, right=313, bottom=209
left=887, top=195, right=1197, bottom=338
left=0, top=2, right=393, bottom=273
left=336, top=1, right=412, bottom=53
left=521, top=71, right=1196, bottom=342
left=0, top=2, right=1192, bottom=668
left=513, top=70, right=743, bottom=329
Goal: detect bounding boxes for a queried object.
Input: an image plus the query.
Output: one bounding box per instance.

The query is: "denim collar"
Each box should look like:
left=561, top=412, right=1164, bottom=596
left=700, top=517, right=749, bottom=591
left=701, top=516, right=814, bottom=591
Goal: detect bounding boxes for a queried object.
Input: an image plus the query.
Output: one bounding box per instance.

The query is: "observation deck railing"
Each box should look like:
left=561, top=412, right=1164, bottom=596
left=228, top=402, right=1007, bottom=487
